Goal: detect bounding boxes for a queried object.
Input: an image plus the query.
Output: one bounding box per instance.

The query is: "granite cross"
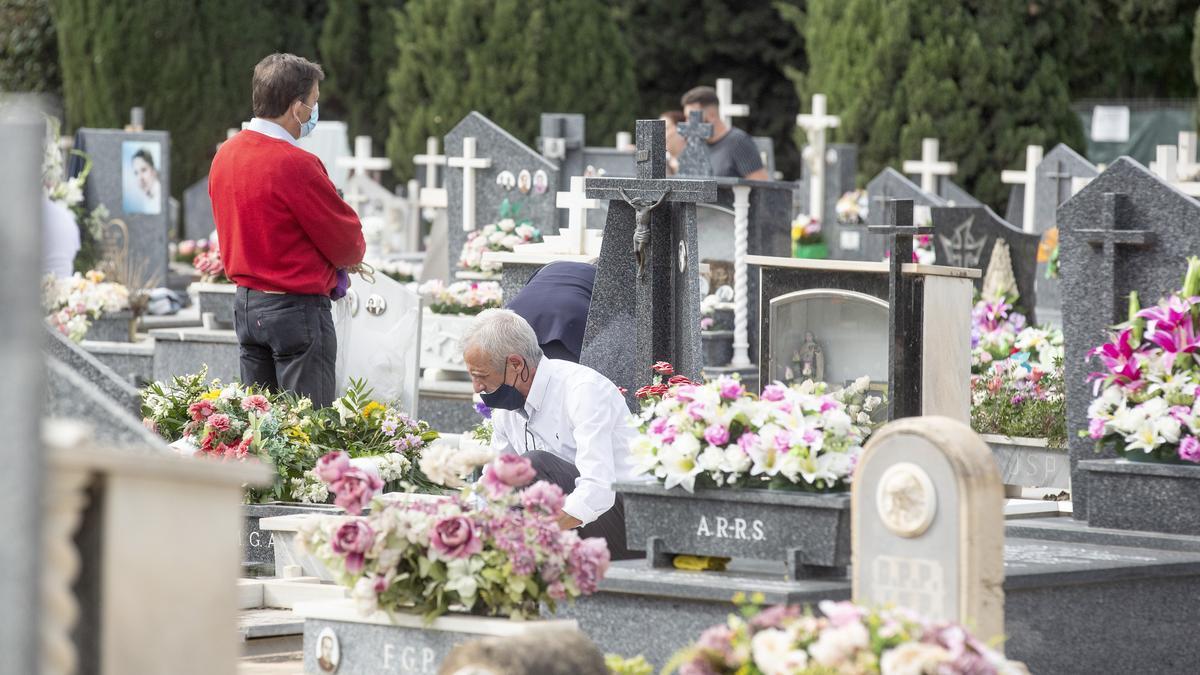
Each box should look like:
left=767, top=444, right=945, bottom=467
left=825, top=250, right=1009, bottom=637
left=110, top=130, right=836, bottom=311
left=583, top=119, right=717, bottom=388
left=413, top=136, right=447, bottom=189
left=868, top=198, right=933, bottom=419
left=1077, top=193, right=1155, bottom=327
left=716, top=78, right=750, bottom=127
left=796, top=93, right=841, bottom=220
left=555, top=176, right=600, bottom=255
left=447, top=137, right=493, bottom=232
left=676, top=109, right=714, bottom=177
left=1044, top=160, right=1074, bottom=209
left=1001, top=145, right=1043, bottom=233
left=903, top=138, right=957, bottom=195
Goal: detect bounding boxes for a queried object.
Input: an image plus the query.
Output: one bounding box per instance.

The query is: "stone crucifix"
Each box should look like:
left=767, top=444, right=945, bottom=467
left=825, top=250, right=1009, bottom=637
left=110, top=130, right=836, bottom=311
left=796, top=93, right=841, bottom=220
left=1001, top=145, right=1043, bottom=233
left=413, top=136, right=447, bottom=189
left=716, top=78, right=750, bottom=128
left=675, top=109, right=713, bottom=177
left=618, top=187, right=670, bottom=276
left=903, top=138, right=957, bottom=195
left=868, top=198, right=933, bottom=420
left=1078, top=193, right=1154, bottom=327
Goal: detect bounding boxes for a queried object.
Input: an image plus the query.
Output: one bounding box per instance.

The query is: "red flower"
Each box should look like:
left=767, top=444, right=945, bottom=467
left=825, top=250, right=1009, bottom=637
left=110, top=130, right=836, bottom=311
left=635, top=385, right=655, bottom=399
left=188, top=400, right=215, bottom=422
left=668, top=375, right=692, bottom=386
left=651, top=361, right=674, bottom=376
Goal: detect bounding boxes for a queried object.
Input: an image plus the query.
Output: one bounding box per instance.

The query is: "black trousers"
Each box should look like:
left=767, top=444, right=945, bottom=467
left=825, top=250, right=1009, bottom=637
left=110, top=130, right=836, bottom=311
left=525, top=450, right=638, bottom=561
left=233, top=287, right=337, bottom=408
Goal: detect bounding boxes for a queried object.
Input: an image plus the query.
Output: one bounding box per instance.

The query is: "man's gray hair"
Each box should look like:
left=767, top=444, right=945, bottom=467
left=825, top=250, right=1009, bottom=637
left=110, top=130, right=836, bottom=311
left=461, top=308, right=543, bottom=371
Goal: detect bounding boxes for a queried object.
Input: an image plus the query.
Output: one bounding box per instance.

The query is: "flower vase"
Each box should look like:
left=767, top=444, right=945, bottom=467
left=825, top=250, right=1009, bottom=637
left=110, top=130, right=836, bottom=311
left=792, top=242, right=829, bottom=259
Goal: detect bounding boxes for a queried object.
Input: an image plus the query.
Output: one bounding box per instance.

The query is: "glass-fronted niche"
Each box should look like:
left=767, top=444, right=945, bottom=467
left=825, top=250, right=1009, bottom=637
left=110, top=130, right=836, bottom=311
left=767, top=289, right=889, bottom=397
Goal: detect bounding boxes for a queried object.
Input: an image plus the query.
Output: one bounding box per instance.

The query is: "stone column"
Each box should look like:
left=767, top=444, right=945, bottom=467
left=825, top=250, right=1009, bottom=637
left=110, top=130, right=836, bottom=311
left=731, top=185, right=752, bottom=368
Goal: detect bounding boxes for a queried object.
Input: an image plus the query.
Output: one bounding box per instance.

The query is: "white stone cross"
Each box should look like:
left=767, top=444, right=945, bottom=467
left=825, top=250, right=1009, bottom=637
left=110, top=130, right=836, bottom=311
left=447, top=137, right=492, bottom=232
left=796, top=93, right=841, bottom=220
left=555, top=176, right=599, bottom=255
left=337, top=135, right=392, bottom=177
left=615, top=132, right=633, bottom=151
left=716, top=78, right=750, bottom=128
left=903, top=138, right=957, bottom=195
left=413, top=136, right=447, bottom=189
left=1000, top=145, right=1043, bottom=233
left=1151, top=144, right=1200, bottom=197
left=1178, top=131, right=1200, bottom=180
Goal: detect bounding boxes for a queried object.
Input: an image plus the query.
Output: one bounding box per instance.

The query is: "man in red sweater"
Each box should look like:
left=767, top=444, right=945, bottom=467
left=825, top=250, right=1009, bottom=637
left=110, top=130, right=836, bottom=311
left=209, top=53, right=364, bottom=408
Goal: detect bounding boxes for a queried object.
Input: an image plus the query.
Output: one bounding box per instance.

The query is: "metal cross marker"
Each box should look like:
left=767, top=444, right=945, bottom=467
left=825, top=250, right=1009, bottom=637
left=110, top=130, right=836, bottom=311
left=716, top=78, right=750, bottom=127
left=796, top=93, right=841, bottom=219
left=676, top=109, right=714, bottom=177
left=1001, top=145, right=1043, bottom=233
left=555, top=176, right=600, bottom=255
left=902, top=138, right=957, bottom=195
left=867, top=198, right=933, bottom=420
left=413, top=136, right=447, bottom=189
left=1077, top=192, right=1154, bottom=327
left=447, top=136, right=492, bottom=232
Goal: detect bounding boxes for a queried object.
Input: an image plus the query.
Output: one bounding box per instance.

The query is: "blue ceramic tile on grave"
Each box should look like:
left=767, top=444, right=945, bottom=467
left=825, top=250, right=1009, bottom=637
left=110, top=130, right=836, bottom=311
left=929, top=205, right=1041, bottom=320
left=1059, top=158, right=1200, bottom=524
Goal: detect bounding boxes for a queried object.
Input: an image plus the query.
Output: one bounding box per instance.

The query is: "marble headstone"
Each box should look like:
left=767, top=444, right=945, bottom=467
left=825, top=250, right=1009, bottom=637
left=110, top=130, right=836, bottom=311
left=1059, top=158, right=1200, bottom=521
left=930, top=206, right=1041, bottom=319
left=335, top=275, right=423, bottom=417
left=581, top=120, right=717, bottom=408
left=182, top=175, right=214, bottom=242
left=445, top=112, right=560, bottom=276
left=72, top=128, right=171, bottom=284
left=853, top=416, right=1005, bottom=643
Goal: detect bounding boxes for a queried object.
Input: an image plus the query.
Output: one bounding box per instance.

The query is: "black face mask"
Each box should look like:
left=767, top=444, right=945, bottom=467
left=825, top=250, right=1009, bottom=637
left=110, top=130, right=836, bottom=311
left=479, top=358, right=528, bottom=411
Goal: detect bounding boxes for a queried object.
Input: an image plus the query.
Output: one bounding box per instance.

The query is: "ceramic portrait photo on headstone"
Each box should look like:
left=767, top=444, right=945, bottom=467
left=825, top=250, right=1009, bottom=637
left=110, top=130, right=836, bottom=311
left=121, top=140, right=162, bottom=215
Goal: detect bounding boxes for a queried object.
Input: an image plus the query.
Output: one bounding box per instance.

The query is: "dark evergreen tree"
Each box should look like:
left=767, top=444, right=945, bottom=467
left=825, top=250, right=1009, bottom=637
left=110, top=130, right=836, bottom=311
left=387, top=0, right=636, bottom=181
left=0, top=0, right=61, bottom=95
left=610, top=0, right=806, bottom=177
left=1068, top=0, right=1199, bottom=100
left=789, top=0, right=1084, bottom=209
left=318, top=0, right=403, bottom=149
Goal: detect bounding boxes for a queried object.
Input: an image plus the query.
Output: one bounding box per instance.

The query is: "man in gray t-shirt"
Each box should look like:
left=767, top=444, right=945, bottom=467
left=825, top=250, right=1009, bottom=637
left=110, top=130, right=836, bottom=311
left=681, top=85, right=769, bottom=181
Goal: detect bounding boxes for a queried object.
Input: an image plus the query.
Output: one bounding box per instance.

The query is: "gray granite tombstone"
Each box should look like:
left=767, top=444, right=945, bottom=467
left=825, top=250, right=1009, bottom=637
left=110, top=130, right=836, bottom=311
left=675, top=110, right=714, bottom=178
left=0, top=103, right=44, bottom=675
left=940, top=178, right=982, bottom=207
left=752, top=136, right=777, bottom=177
left=44, top=356, right=165, bottom=448
left=72, top=128, right=171, bottom=285
left=1003, top=185, right=1026, bottom=231
left=444, top=112, right=560, bottom=276
left=1059, top=158, right=1196, bottom=522
left=538, top=113, right=585, bottom=213
left=930, top=206, right=1041, bottom=320
left=801, top=143, right=858, bottom=260
left=43, top=325, right=141, bottom=415
left=1033, top=145, right=1098, bottom=326
left=581, top=120, right=717, bottom=408
left=859, top=168, right=946, bottom=262
left=182, top=175, right=215, bottom=242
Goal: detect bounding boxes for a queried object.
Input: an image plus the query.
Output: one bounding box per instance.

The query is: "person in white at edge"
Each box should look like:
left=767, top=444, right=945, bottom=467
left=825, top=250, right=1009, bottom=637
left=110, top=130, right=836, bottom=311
left=462, top=308, right=639, bottom=559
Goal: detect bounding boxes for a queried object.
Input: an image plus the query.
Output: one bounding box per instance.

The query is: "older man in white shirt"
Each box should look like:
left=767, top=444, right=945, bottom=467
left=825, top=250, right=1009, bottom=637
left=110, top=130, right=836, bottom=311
left=462, top=308, right=640, bottom=559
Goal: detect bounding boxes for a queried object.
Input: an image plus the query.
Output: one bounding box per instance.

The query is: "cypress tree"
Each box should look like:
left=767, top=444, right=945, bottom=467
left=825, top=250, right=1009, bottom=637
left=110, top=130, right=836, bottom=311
left=318, top=0, right=403, bottom=149
left=386, top=0, right=636, bottom=181
left=790, top=0, right=1084, bottom=209
left=0, top=0, right=61, bottom=95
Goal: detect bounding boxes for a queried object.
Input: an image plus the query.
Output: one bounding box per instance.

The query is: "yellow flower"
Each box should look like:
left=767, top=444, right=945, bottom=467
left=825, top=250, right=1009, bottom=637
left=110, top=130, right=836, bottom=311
left=200, top=389, right=222, bottom=401
left=360, top=401, right=386, bottom=419
left=86, top=270, right=105, bottom=284
left=285, top=427, right=311, bottom=445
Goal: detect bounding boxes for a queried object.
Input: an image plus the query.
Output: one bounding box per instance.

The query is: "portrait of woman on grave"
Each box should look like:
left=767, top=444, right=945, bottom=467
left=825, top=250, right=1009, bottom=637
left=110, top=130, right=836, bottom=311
left=770, top=289, right=888, bottom=392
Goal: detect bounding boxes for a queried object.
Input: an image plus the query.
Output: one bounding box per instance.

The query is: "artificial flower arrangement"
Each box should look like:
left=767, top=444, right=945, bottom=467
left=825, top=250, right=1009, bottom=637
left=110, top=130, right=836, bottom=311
left=140, top=368, right=439, bottom=502
left=458, top=199, right=542, bottom=273
left=666, top=594, right=1028, bottom=675
left=791, top=213, right=828, bottom=259
left=42, top=270, right=133, bottom=342
left=1086, top=257, right=1200, bottom=464
left=174, top=238, right=211, bottom=264
left=418, top=279, right=503, bottom=315
left=193, top=238, right=229, bottom=283
left=835, top=189, right=869, bottom=224
left=369, top=258, right=418, bottom=283
left=296, top=450, right=611, bottom=623
left=630, top=362, right=879, bottom=493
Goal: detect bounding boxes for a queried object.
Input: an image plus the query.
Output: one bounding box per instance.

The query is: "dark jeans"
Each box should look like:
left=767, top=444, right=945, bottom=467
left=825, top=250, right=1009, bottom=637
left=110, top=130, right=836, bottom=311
left=233, top=287, right=336, bottom=408
left=525, top=450, right=638, bottom=561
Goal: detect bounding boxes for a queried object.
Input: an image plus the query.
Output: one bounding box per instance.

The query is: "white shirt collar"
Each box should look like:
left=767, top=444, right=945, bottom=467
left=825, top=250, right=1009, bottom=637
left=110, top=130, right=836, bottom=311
left=246, top=118, right=299, bottom=146
left=524, top=358, right=554, bottom=416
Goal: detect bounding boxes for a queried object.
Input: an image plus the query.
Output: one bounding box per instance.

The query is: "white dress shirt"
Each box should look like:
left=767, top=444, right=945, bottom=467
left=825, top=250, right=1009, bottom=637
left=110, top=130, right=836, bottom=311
left=246, top=118, right=299, bottom=146
left=490, top=358, right=640, bottom=525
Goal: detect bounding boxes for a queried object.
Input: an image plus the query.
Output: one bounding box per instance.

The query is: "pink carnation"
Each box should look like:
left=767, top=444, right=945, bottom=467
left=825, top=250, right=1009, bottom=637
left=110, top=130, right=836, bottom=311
left=207, top=413, right=231, bottom=432
left=316, top=451, right=351, bottom=483
left=331, top=520, right=375, bottom=574
left=761, top=384, right=787, bottom=402
left=329, top=467, right=383, bottom=516
left=567, top=537, right=611, bottom=595
left=429, top=515, right=483, bottom=561
left=1088, top=417, right=1107, bottom=440
left=188, top=400, right=215, bottom=422
left=1179, top=437, right=1200, bottom=463
left=491, top=454, right=537, bottom=488
left=703, top=423, right=730, bottom=447
left=521, top=480, right=566, bottom=514
left=240, top=394, right=271, bottom=414
left=718, top=378, right=744, bottom=401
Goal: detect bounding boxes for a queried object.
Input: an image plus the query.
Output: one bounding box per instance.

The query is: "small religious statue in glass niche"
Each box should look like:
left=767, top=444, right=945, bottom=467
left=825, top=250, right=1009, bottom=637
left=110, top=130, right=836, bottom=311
left=788, top=331, right=825, bottom=383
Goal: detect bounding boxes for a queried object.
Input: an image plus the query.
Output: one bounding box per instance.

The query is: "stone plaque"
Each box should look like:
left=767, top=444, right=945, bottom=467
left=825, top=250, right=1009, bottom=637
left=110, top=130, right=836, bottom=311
left=853, top=417, right=1004, bottom=641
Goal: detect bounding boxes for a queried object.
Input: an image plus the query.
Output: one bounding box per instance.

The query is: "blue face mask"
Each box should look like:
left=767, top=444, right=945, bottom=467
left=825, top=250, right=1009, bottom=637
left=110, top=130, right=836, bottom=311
left=296, top=101, right=319, bottom=138
left=479, top=358, right=528, bottom=411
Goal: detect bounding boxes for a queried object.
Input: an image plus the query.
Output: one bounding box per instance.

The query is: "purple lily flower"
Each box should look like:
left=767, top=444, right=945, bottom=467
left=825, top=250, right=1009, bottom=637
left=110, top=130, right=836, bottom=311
left=1145, top=317, right=1200, bottom=370
left=1087, top=327, right=1143, bottom=390
left=1136, top=294, right=1197, bottom=332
